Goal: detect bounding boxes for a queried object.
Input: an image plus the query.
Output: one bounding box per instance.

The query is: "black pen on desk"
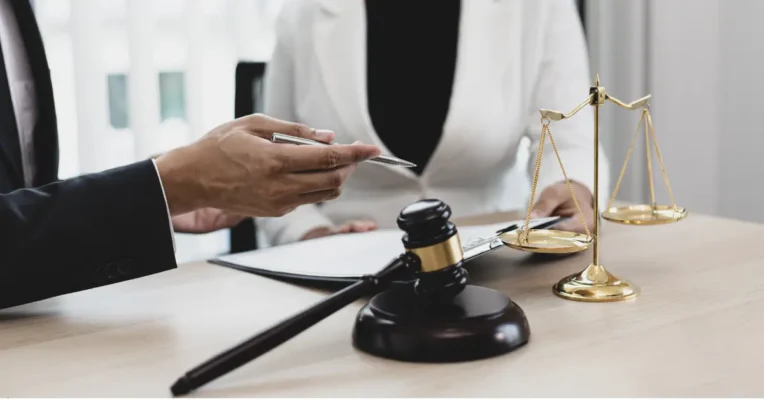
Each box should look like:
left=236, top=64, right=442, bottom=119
left=271, top=132, right=416, bottom=168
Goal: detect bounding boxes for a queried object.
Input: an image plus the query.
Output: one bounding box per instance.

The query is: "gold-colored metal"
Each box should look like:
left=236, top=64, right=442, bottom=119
left=538, top=74, right=664, bottom=303
left=606, top=110, right=645, bottom=211
left=644, top=111, right=656, bottom=206
left=500, top=229, right=593, bottom=254
left=522, top=121, right=548, bottom=233
left=553, top=264, right=638, bottom=302
left=646, top=110, right=678, bottom=208
left=514, top=114, right=593, bottom=254
left=602, top=204, right=687, bottom=225
left=592, top=92, right=600, bottom=266
left=591, top=85, right=606, bottom=106
left=605, top=94, right=652, bottom=111
left=516, top=74, right=686, bottom=302
left=605, top=106, right=685, bottom=226
left=407, top=234, right=463, bottom=272
left=540, top=94, right=593, bottom=122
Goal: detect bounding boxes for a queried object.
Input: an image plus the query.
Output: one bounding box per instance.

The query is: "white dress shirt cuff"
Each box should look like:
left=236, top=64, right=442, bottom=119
left=151, top=158, right=176, bottom=253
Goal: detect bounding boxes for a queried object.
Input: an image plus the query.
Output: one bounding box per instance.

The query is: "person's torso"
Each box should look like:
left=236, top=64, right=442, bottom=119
left=0, top=0, right=57, bottom=193
left=0, top=0, right=36, bottom=189
left=272, top=0, right=551, bottom=225
left=364, top=0, right=461, bottom=177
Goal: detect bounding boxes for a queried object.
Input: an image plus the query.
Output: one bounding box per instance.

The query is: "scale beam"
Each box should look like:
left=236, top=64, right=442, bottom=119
left=606, top=94, right=652, bottom=111
left=539, top=94, right=593, bottom=122
left=540, top=93, right=652, bottom=122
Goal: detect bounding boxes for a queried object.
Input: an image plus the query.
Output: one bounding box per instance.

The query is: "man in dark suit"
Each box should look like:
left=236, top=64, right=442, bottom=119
left=0, top=1, right=380, bottom=309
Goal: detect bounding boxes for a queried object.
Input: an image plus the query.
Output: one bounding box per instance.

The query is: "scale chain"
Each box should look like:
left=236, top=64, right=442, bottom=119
left=546, top=124, right=592, bottom=238
left=522, top=119, right=592, bottom=241
left=607, top=110, right=645, bottom=210
left=522, top=121, right=547, bottom=242
left=645, top=109, right=656, bottom=206
left=645, top=110, right=677, bottom=209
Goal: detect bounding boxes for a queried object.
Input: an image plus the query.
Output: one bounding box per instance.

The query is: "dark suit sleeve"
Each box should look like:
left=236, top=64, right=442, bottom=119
left=0, top=159, right=177, bottom=309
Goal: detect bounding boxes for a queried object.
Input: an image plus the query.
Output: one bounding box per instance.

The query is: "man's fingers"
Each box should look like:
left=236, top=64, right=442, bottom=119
left=280, top=143, right=381, bottom=172
left=295, top=188, right=343, bottom=205
left=287, top=164, right=355, bottom=193
left=218, top=213, right=247, bottom=228
left=238, top=114, right=335, bottom=143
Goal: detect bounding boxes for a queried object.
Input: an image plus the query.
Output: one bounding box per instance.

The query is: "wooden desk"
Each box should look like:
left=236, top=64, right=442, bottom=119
left=2, top=211, right=764, bottom=397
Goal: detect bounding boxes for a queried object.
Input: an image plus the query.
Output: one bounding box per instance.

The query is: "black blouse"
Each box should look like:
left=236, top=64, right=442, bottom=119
left=365, top=0, right=461, bottom=175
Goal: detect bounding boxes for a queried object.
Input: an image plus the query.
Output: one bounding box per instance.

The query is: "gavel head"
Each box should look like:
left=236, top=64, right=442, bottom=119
left=397, top=199, right=468, bottom=301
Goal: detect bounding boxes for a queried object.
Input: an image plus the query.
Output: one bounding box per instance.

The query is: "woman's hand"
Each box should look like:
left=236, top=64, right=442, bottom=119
left=531, top=181, right=594, bottom=233
left=300, top=220, right=378, bottom=241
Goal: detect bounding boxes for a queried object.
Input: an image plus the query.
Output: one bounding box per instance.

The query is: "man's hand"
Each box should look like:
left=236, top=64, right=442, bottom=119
left=171, top=208, right=246, bottom=234
left=532, top=181, right=594, bottom=233
left=154, top=114, right=381, bottom=218
left=300, top=220, right=378, bottom=241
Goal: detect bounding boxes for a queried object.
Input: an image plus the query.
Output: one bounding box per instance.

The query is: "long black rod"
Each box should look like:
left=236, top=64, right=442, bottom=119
left=170, top=255, right=412, bottom=396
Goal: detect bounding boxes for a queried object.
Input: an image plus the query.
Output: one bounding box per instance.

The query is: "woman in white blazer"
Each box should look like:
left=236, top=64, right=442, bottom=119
left=258, top=0, right=609, bottom=246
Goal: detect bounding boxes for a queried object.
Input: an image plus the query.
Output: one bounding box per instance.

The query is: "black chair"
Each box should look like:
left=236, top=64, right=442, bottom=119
left=229, top=61, right=266, bottom=253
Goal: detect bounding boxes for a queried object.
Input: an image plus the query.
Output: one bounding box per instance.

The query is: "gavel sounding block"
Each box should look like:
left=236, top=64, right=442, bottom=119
left=352, top=284, right=530, bottom=362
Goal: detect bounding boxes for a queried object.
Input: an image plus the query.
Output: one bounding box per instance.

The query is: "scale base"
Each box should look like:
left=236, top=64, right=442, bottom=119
left=553, top=264, right=638, bottom=302
left=352, top=285, right=530, bottom=362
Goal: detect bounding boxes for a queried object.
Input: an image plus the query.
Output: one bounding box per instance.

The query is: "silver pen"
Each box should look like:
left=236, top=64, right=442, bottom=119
left=271, top=132, right=416, bottom=168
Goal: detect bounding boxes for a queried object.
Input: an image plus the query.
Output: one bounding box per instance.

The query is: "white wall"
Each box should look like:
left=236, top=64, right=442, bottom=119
left=649, top=0, right=722, bottom=216
left=592, top=0, right=764, bottom=223
left=716, top=0, right=764, bottom=220
left=36, top=0, right=287, bottom=262
left=648, top=0, right=764, bottom=222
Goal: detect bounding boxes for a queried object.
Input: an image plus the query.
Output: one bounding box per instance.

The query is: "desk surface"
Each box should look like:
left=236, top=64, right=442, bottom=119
left=2, top=211, right=764, bottom=397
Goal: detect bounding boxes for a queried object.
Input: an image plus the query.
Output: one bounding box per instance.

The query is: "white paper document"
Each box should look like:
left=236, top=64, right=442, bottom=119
left=213, top=219, right=548, bottom=280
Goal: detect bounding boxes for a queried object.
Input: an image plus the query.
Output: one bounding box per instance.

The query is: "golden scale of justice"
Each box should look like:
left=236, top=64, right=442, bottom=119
left=500, top=74, right=688, bottom=302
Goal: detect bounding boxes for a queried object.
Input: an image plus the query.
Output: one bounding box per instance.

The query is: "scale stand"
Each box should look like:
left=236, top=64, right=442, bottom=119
left=502, top=74, right=687, bottom=302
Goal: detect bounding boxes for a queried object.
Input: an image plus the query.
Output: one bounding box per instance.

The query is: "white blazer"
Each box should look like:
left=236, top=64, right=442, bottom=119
left=258, top=0, right=609, bottom=246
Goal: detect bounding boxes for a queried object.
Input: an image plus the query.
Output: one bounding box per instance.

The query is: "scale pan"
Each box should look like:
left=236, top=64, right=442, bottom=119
left=500, top=229, right=593, bottom=254
left=601, top=204, right=687, bottom=225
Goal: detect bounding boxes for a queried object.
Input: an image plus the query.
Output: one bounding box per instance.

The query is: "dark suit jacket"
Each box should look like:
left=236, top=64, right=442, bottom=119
left=0, top=1, right=176, bottom=309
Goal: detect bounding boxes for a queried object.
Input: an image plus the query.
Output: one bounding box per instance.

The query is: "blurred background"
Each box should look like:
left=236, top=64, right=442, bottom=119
left=31, top=0, right=764, bottom=262
left=34, top=0, right=282, bottom=262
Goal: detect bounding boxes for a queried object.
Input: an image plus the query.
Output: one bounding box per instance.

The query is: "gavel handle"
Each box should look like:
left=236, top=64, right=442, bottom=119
left=170, top=255, right=413, bottom=396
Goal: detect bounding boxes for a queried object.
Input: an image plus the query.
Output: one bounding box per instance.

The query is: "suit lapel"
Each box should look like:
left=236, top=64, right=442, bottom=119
left=422, top=0, right=520, bottom=179
left=313, top=0, right=414, bottom=179
left=313, top=0, right=519, bottom=181
left=11, top=0, right=58, bottom=186
left=0, top=24, right=24, bottom=189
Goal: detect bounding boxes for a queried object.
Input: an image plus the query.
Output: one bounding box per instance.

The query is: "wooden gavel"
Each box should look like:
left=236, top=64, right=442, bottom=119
left=171, top=199, right=530, bottom=396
